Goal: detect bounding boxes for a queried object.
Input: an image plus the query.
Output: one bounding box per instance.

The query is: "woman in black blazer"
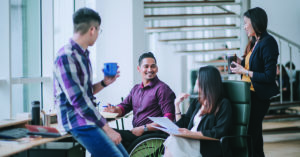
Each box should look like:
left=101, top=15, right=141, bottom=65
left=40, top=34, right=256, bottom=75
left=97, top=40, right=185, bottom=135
left=163, top=66, right=232, bottom=157
left=231, top=7, right=279, bottom=157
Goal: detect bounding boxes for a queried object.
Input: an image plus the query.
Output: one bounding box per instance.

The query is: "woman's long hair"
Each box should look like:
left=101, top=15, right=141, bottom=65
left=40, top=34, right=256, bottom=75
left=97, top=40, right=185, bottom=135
left=198, top=66, right=224, bottom=116
left=243, top=7, right=268, bottom=58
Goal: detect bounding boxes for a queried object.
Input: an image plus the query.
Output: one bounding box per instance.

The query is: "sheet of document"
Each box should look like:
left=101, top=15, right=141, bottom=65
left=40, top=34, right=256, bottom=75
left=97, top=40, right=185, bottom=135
left=148, top=117, right=178, bottom=128
left=152, top=125, right=180, bottom=135
left=100, top=112, right=118, bottom=119
left=148, top=117, right=180, bottom=134
left=148, top=117, right=218, bottom=141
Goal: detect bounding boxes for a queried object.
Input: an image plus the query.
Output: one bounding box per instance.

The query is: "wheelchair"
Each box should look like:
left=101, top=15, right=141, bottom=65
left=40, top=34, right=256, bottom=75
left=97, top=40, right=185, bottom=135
left=127, top=132, right=168, bottom=157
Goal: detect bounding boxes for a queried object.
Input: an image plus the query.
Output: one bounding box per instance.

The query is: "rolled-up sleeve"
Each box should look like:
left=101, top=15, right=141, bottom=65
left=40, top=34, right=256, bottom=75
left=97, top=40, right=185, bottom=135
left=157, top=85, right=176, bottom=121
left=117, top=87, right=134, bottom=116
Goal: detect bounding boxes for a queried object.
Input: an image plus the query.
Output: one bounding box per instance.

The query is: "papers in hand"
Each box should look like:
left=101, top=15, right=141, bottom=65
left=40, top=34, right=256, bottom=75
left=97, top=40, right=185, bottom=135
left=100, top=112, right=118, bottom=119
left=148, top=117, right=180, bottom=135
left=148, top=117, right=218, bottom=141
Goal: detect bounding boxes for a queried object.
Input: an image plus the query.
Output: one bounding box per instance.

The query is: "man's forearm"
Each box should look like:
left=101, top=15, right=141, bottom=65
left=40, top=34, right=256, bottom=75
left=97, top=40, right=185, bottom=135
left=93, top=81, right=105, bottom=95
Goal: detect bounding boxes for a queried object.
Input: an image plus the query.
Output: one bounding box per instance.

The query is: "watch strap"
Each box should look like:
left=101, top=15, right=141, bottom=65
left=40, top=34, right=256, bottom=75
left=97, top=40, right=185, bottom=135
left=143, top=124, right=148, bottom=132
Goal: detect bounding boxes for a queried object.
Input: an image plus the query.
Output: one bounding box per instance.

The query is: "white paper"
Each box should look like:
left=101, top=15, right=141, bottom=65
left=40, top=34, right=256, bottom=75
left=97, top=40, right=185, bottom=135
left=152, top=125, right=180, bottom=135
left=100, top=112, right=118, bottom=119
left=148, top=117, right=180, bottom=134
left=149, top=117, right=218, bottom=141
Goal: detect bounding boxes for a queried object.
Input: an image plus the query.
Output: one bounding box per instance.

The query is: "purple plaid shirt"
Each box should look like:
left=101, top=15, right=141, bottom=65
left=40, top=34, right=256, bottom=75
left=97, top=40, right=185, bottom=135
left=53, top=39, right=106, bottom=132
left=118, top=76, right=176, bottom=127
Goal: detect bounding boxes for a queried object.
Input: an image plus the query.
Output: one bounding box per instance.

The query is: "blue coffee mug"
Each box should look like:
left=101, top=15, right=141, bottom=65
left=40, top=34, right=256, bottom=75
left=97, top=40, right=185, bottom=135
left=103, top=63, right=118, bottom=76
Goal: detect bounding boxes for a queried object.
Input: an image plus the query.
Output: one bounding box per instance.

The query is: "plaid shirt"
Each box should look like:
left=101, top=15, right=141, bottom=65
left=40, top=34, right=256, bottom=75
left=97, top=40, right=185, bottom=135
left=53, top=39, right=106, bottom=133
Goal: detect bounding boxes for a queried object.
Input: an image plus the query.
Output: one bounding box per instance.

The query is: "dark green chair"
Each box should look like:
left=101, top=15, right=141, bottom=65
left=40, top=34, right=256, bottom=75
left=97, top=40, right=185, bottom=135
left=221, top=80, right=252, bottom=157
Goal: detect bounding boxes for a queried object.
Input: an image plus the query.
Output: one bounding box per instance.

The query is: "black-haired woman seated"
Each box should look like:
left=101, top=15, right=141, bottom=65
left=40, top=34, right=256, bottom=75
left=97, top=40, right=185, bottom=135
left=163, top=66, right=232, bottom=157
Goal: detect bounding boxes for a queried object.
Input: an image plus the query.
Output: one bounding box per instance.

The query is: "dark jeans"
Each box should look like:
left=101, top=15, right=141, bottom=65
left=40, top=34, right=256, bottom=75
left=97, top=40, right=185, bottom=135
left=70, top=125, right=128, bottom=157
left=248, top=92, right=270, bottom=157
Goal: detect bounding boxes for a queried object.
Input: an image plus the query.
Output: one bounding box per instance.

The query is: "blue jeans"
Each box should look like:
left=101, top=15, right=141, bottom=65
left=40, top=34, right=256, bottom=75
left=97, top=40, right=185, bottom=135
left=70, top=125, right=129, bottom=157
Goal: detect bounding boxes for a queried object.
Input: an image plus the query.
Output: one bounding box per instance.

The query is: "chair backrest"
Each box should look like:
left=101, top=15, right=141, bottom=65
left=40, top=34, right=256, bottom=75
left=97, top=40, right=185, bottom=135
left=223, top=80, right=251, bottom=157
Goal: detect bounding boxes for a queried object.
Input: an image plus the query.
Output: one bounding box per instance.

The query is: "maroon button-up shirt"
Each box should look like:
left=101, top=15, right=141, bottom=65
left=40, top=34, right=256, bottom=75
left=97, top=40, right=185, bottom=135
left=118, top=76, right=176, bottom=127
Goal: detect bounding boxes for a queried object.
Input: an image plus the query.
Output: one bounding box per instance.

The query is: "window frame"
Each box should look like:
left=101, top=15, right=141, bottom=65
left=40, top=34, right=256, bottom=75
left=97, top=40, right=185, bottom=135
left=0, top=0, right=96, bottom=120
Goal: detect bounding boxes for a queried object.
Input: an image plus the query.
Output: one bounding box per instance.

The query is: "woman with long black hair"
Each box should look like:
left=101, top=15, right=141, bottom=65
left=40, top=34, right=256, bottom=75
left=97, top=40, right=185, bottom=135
left=163, top=66, right=232, bottom=157
left=231, top=7, right=279, bottom=157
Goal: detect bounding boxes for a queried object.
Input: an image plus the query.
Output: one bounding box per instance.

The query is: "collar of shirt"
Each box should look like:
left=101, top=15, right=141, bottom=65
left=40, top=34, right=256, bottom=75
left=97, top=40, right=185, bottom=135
left=140, top=76, right=159, bottom=89
left=70, top=39, right=90, bottom=57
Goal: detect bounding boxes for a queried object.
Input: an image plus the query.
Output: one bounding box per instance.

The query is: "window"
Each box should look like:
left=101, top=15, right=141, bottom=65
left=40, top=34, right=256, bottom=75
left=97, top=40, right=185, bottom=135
left=0, top=0, right=97, bottom=120
left=11, top=0, right=41, bottom=78
left=0, top=0, right=43, bottom=119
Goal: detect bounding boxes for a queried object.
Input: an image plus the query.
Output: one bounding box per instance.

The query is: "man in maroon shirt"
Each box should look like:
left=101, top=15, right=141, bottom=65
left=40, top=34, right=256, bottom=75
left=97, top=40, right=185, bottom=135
left=104, top=52, right=176, bottom=150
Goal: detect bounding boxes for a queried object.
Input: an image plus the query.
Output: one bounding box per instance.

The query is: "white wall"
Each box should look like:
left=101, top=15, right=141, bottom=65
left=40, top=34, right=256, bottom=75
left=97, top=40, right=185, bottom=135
left=251, top=0, right=300, bottom=69
left=95, top=0, right=145, bottom=105
left=42, top=0, right=55, bottom=114
left=151, top=37, right=185, bottom=95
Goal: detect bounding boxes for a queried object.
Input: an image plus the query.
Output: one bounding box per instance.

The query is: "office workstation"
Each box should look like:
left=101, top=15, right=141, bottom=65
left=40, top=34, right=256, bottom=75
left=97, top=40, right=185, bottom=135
left=0, top=119, right=74, bottom=157
left=0, top=113, right=124, bottom=157
left=1, top=0, right=300, bottom=157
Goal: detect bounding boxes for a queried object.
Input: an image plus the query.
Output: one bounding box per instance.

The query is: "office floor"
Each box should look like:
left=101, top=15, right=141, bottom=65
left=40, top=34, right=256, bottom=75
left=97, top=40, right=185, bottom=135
left=263, top=120, right=300, bottom=157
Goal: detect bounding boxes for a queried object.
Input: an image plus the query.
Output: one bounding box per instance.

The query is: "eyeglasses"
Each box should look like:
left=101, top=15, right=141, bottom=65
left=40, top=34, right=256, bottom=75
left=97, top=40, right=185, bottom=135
left=95, top=26, right=103, bottom=34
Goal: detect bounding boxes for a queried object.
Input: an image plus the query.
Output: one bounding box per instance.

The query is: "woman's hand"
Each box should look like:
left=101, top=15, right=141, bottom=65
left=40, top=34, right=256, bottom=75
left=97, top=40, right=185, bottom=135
left=175, top=93, right=190, bottom=107
left=178, top=128, right=192, bottom=134
left=236, top=56, right=242, bottom=64
left=230, top=61, right=247, bottom=75
left=178, top=128, right=203, bottom=136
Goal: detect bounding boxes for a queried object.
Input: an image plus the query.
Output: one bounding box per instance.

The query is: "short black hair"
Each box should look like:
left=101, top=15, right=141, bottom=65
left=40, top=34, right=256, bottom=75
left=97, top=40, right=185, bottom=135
left=138, top=52, right=157, bottom=66
left=73, top=7, right=101, bottom=35
left=285, top=61, right=295, bottom=70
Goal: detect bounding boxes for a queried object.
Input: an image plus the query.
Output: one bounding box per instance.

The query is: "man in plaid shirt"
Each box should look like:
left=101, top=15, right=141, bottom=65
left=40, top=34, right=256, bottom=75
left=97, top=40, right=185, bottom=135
left=53, top=8, right=128, bottom=157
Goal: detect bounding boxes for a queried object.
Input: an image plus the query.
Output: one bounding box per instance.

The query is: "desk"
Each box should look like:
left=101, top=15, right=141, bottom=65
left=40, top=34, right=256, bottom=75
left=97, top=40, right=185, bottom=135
left=0, top=119, right=30, bottom=129
left=0, top=114, right=132, bottom=157
left=0, top=119, right=71, bottom=157
left=0, top=134, right=71, bottom=157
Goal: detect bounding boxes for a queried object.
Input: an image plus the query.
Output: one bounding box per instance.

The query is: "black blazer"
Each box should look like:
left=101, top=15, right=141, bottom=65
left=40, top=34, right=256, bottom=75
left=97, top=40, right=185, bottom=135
left=176, top=98, right=232, bottom=157
left=241, top=31, right=279, bottom=100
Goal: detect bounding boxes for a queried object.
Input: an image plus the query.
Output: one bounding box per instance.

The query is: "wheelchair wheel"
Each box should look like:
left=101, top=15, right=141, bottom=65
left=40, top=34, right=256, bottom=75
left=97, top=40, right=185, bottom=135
left=128, top=133, right=168, bottom=157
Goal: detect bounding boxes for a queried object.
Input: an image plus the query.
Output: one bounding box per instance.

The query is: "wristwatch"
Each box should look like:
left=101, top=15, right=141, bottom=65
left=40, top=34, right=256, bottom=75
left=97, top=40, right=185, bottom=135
left=245, top=70, right=249, bottom=77
left=143, top=124, right=148, bottom=132
left=101, top=80, right=107, bottom=87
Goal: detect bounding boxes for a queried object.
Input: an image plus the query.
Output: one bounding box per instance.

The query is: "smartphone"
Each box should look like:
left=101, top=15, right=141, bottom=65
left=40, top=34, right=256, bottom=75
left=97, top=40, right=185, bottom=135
left=230, top=62, right=236, bottom=68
